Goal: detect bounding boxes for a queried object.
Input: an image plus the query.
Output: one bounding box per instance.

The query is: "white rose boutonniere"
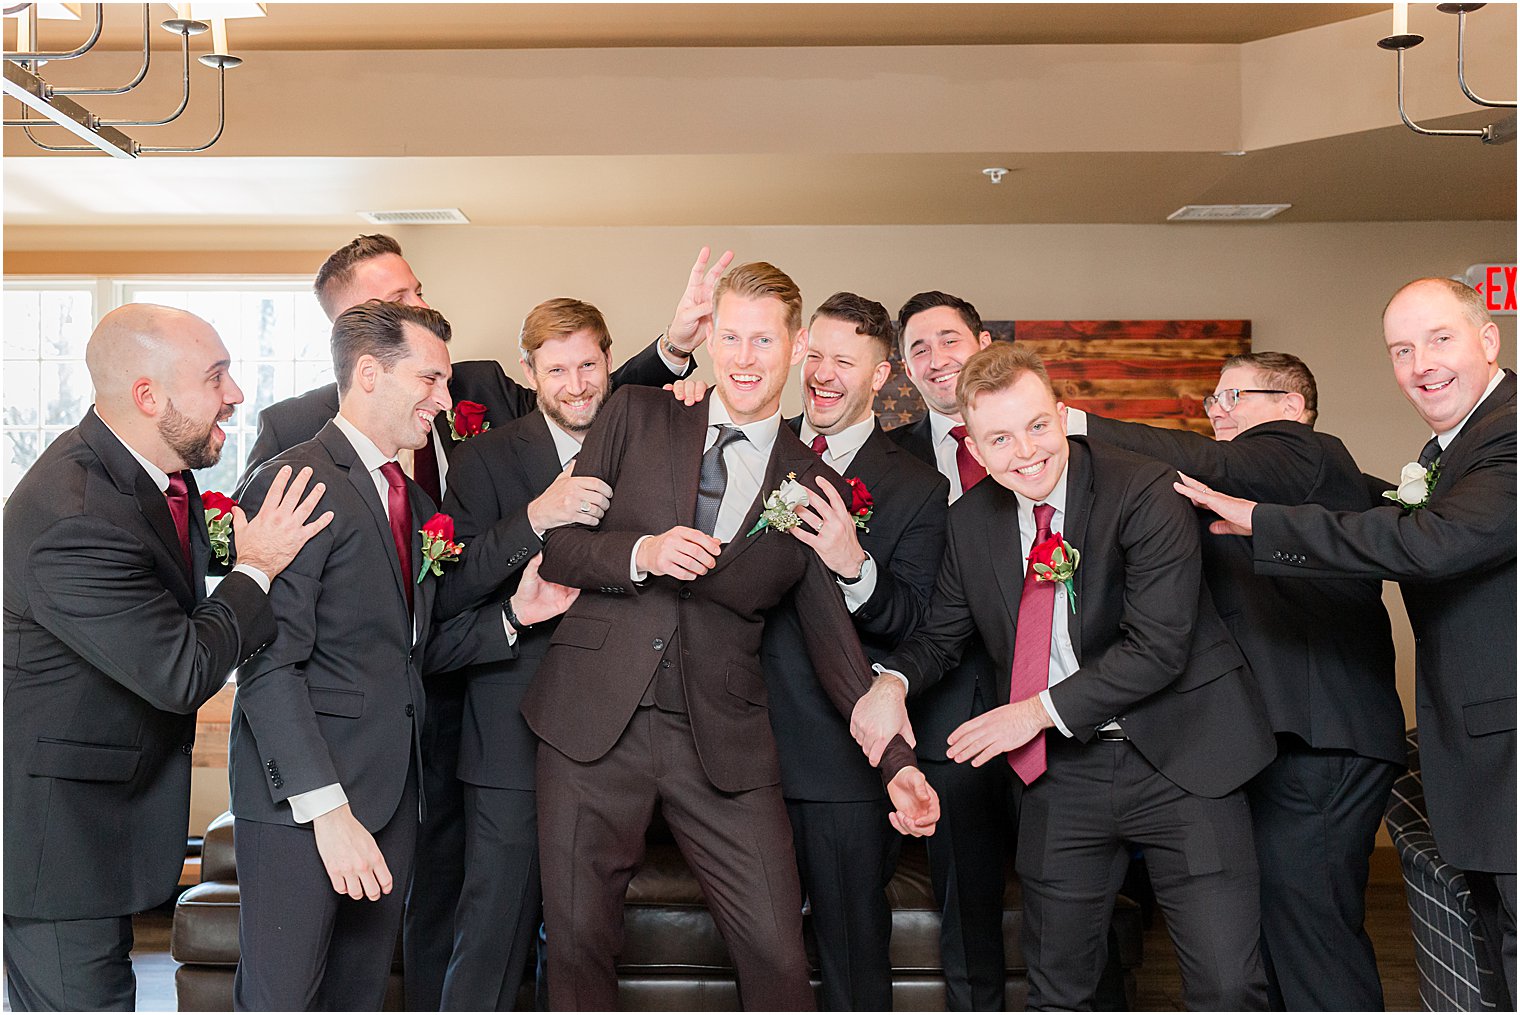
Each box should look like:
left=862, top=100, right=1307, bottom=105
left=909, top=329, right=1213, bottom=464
left=1383, top=460, right=1439, bottom=510
left=747, top=472, right=812, bottom=537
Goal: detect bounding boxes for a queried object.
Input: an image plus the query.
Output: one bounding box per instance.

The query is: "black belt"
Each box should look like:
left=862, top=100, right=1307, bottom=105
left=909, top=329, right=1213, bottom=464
left=1095, top=726, right=1128, bottom=742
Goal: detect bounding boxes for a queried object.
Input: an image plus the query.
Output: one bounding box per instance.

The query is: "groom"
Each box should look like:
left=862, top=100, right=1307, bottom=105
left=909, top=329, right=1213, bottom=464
left=526, top=261, right=940, bottom=1010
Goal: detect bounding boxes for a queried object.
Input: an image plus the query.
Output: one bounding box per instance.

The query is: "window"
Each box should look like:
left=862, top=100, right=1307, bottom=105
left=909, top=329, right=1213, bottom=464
left=2, top=277, right=328, bottom=499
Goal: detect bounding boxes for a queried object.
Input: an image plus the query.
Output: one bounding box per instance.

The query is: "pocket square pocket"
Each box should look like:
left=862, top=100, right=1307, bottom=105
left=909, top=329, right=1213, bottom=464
left=308, top=686, right=365, bottom=718
left=28, top=737, right=142, bottom=782
left=1464, top=695, right=1516, bottom=736
left=548, top=616, right=611, bottom=651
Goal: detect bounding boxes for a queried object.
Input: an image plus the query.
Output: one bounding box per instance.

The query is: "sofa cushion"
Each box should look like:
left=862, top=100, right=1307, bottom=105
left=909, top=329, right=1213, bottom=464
left=172, top=881, right=242, bottom=965
left=200, top=811, right=237, bottom=883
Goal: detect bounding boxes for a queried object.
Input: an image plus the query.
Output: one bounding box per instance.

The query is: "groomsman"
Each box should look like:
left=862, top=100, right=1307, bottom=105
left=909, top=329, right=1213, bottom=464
left=763, top=292, right=950, bottom=1009
left=527, top=262, right=939, bottom=1010
left=229, top=302, right=575, bottom=1010
left=239, top=236, right=712, bottom=1008
left=1066, top=352, right=1404, bottom=1010
left=429, top=297, right=622, bottom=1009
left=3, top=305, right=330, bottom=1011
left=863, top=343, right=1275, bottom=1010
left=1180, top=276, right=1517, bottom=1008
left=885, top=292, right=1013, bottom=1008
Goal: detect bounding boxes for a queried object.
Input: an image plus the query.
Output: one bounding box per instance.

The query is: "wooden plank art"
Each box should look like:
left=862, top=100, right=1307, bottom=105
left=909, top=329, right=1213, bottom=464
left=876, top=320, right=1252, bottom=436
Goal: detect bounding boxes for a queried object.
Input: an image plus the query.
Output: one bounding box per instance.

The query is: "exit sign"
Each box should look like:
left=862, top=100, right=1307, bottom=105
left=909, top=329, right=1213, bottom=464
left=1464, top=263, right=1517, bottom=316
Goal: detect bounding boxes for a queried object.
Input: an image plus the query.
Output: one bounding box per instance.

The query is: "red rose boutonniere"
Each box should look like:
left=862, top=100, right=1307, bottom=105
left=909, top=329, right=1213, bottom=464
left=202, top=490, right=237, bottom=565
left=1029, top=531, right=1080, bottom=613
left=846, top=477, right=874, bottom=532
left=449, top=400, right=490, bottom=441
left=418, top=512, right=465, bottom=583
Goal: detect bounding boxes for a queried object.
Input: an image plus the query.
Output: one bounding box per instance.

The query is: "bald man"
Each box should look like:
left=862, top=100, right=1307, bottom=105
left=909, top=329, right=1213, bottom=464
left=3, top=304, right=332, bottom=1012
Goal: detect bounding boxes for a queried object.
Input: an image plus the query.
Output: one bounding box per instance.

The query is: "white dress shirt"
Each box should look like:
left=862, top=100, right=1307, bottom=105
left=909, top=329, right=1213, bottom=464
left=1437, top=368, right=1505, bottom=450
left=928, top=409, right=973, bottom=503
left=1011, top=470, right=1084, bottom=738
left=798, top=414, right=880, bottom=610
left=630, top=398, right=781, bottom=579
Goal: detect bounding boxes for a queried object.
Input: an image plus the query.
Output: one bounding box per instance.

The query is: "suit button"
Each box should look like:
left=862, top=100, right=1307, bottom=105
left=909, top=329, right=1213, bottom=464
left=405, top=704, right=416, bottom=717
left=679, top=589, right=692, bottom=600
left=181, top=743, right=194, bottom=756
left=652, top=638, right=665, bottom=651
left=661, top=660, right=672, bottom=669
left=1273, top=551, right=1283, bottom=560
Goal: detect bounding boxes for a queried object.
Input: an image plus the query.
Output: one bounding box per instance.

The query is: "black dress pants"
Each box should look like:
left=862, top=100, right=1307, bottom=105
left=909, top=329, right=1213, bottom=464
left=1018, top=735, right=1267, bottom=1011
left=3, top=913, right=134, bottom=1012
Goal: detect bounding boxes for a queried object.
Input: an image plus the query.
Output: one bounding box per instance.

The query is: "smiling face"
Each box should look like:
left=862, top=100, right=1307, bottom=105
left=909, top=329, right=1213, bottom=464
left=963, top=370, right=1069, bottom=502
left=1207, top=365, right=1294, bottom=441
left=524, top=327, right=612, bottom=434
left=1383, top=280, right=1502, bottom=434
left=709, top=292, right=805, bottom=424
left=901, top=305, right=993, bottom=417
left=372, top=322, right=453, bottom=456
left=802, top=314, right=892, bottom=434
left=156, top=319, right=243, bottom=470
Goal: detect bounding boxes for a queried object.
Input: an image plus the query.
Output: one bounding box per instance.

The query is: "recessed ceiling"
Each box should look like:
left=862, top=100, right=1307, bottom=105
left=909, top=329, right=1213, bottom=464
left=4, top=3, right=1389, bottom=51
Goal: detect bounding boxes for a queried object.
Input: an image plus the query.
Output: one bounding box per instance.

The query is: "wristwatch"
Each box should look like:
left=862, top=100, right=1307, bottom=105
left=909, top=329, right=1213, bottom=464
left=838, top=554, right=869, bottom=585
left=660, top=333, right=692, bottom=361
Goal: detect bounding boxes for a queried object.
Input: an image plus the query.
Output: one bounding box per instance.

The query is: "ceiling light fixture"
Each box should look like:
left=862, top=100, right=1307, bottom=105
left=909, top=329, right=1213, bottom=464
left=2, top=2, right=265, bottom=158
left=982, top=167, right=1009, bottom=184
left=1376, top=2, right=1515, bottom=144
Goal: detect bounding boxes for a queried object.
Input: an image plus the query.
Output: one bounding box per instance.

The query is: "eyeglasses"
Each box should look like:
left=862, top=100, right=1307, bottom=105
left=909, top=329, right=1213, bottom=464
left=1202, top=388, right=1290, bottom=413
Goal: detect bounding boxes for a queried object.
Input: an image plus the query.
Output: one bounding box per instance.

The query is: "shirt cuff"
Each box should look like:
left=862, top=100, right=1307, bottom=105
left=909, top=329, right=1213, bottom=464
left=630, top=535, right=653, bottom=582
left=1065, top=408, right=1089, bottom=436
left=1038, top=689, right=1074, bottom=738
left=231, top=563, right=271, bottom=594
left=870, top=662, right=911, bottom=695
left=840, top=552, right=879, bottom=612
left=288, top=783, right=347, bottom=824
left=656, top=339, right=690, bottom=375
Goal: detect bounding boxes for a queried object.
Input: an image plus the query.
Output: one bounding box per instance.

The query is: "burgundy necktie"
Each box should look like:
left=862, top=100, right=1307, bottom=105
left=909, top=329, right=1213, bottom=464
left=165, top=471, right=194, bottom=580
left=380, top=461, right=415, bottom=615
left=1008, top=502, right=1056, bottom=785
left=810, top=434, right=829, bottom=456
left=412, top=434, right=442, bottom=505
left=949, top=424, right=986, bottom=496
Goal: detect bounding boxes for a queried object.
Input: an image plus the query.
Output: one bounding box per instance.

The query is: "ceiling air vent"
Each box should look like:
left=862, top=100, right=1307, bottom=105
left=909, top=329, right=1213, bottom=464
left=1167, top=204, right=1291, bottom=222
left=358, top=208, right=471, bottom=225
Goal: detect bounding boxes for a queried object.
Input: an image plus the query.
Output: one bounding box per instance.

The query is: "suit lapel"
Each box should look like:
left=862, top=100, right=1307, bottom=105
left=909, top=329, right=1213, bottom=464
left=79, top=410, right=195, bottom=606
left=707, top=427, right=810, bottom=577
left=670, top=399, right=708, bottom=531
left=520, top=412, right=567, bottom=490
left=1059, top=439, right=1095, bottom=662
left=185, top=470, right=211, bottom=602
left=987, top=486, right=1025, bottom=634
left=321, top=424, right=411, bottom=619
left=409, top=482, right=434, bottom=638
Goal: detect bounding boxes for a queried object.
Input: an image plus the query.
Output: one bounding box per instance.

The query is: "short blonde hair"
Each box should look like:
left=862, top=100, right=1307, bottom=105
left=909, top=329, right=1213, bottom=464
left=713, top=262, right=803, bottom=334
left=956, top=343, right=1054, bottom=413
left=519, top=298, right=612, bottom=368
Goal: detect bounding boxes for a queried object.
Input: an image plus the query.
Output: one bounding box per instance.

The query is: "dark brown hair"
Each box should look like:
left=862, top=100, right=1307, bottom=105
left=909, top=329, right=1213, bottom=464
left=810, top=291, right=894, bottom=362
left=896, top=291, right=984, bottom=356
left=331, top=300, right=451, bottom=395
left=314, top=234, right=404, bottom=319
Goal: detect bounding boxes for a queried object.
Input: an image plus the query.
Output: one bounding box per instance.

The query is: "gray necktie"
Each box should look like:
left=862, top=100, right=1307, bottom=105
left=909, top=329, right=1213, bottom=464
left=1418, top=435, right=1443, bottom=469
left=695, top=424, right=748, bottom=537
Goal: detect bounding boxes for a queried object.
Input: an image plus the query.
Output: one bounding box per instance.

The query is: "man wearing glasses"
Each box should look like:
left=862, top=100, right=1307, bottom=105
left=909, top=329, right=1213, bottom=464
left=1059, top=352, right=1403, bottom=1010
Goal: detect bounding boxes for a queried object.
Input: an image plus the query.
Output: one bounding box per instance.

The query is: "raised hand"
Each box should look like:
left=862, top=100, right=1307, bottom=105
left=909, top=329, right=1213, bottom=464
left=313, top=804, right=393, bottom=901
left=850, top=672, right=916, bottom=765
left=789, top=476, right=868, bottom=579
left=636, top=526, right=722, bottom=581
left=946, top=697, right=1052, bottom=767
left=665, top=245, right=735, bottom=354
left=234, top=465, right=334, bottom=579
left=887, top=767, right=940, bottom=837
left=510, top=553, right=580, bottom=627
left=528, top=460, right=613, bottom=533
left=1174, top=472, right=1257, bottom=536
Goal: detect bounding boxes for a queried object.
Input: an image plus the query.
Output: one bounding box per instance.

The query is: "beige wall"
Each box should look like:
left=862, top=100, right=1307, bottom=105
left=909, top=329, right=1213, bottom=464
left=7, top=218, right=1515, bottom=830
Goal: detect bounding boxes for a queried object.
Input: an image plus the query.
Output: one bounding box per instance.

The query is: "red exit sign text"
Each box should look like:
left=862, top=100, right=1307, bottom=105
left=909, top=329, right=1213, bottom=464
left=1465, top=263, right=1517, bottom=315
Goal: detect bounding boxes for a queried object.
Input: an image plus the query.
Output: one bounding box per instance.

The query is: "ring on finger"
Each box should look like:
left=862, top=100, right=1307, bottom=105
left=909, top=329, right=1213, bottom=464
left=579, top=501, right=591, bottom=513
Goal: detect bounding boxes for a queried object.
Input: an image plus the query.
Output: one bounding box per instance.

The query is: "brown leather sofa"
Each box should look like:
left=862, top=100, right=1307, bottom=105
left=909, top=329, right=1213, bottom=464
left=174, top=811, right=1144, bottom=1010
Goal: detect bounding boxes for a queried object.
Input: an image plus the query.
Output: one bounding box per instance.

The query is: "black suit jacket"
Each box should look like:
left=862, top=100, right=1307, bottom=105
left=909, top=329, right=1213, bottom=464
left=527, top=386, right=915, bottom=793
left=239, top=342, right=691, bottom=488
left=432, top=411, right=567, bottom=791
left=885, top=416, right=1002, bottom=757
left=1083, top=415, right=1405, bottom=765
left=1253, top=372, right=1517, bottom=872
left=3, top=409, right=275, bottom=919
left=883, top=438, right=1276, bottom=799
left=229, top=423, right=514, bottom=832
left=760, top=419, right=949, bottom=801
